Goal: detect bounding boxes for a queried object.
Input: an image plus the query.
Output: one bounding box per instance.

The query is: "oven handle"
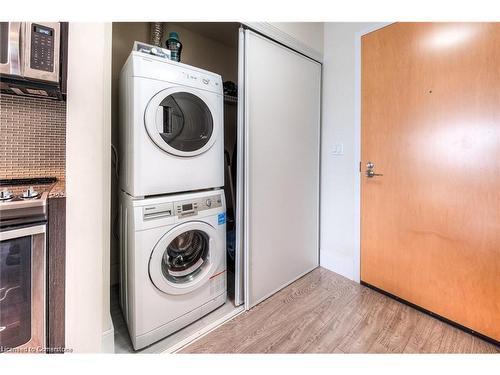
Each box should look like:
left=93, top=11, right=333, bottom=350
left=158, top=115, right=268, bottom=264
left=0, top=224, right=46, bottom=241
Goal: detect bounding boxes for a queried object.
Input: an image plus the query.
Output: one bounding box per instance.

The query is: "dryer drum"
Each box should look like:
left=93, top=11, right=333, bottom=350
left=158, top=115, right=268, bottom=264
left=162, top=230, right=210, bottom=283
left=157, top=92, right=214, bottom=152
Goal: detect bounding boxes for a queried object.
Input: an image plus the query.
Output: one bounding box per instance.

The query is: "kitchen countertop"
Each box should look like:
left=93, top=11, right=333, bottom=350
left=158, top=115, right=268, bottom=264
left=0, top=177, right=66, bottom=199
left=49, top=179, right=66, bottom=198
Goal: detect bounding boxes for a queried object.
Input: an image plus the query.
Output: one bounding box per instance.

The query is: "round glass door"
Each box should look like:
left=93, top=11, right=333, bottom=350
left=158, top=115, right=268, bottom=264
left=161, top=230, right=209, bottom=284
left=145, top=89, right=217, bottom=157
left=149, top=222, right=221, bottom=295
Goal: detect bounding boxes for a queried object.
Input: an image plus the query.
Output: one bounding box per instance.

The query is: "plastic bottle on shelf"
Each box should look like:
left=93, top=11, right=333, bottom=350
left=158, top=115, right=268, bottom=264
left=165, top=32, right=182, bottom=62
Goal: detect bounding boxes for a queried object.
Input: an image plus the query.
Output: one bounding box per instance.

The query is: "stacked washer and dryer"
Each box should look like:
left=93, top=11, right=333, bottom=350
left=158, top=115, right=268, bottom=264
left=119, top=44, right=227, bottom=350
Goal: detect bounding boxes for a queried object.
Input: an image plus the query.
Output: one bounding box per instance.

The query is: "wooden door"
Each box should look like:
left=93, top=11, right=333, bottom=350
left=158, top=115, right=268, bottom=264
left=361, top=23, right=500, bottom=342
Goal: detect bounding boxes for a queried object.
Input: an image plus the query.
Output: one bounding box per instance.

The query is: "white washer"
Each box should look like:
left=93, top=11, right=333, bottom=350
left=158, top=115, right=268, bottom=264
left=120, top=189, right=227, bottom=350
left=119, top=50, right=224, bottom=197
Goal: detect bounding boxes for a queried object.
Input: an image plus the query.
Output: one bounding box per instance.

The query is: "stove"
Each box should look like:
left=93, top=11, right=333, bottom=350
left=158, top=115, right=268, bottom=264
left=0, top=177, right=56, bottom=229
left=1, top=186, right=41, bottom=201
left=0, top=177, right=53, bottom=352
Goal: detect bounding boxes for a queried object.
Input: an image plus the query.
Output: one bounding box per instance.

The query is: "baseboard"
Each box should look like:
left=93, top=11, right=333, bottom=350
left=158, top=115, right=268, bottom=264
left=360, top=281, right=500, bottom=348
left=320, top=251, right=356, bottom=281
left=101, top=325, right=115, bottom=353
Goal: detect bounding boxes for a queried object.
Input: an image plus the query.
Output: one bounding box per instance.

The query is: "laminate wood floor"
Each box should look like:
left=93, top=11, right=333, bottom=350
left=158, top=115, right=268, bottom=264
left=181, top=267, right=499, bottom=353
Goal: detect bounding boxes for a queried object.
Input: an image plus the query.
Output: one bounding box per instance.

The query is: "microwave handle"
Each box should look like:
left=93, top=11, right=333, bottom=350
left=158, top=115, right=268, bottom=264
left=8, top=22, right=22, bottom=76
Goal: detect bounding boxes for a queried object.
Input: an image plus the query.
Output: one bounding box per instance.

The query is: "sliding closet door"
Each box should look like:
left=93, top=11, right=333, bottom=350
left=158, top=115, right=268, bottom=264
left=233, top=27, right=245, bottom=307
left=244, top=30, right=321, bottom=309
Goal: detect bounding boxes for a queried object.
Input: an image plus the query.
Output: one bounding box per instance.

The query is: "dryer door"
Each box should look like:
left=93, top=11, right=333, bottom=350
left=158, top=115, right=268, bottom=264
left=144, top=87, right=219, bottom=157
left=149, top=221, right=221, bottom=295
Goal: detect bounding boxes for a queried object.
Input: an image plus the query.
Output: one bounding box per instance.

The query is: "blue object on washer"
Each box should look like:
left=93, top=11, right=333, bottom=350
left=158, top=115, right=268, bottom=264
left=218, top=212, right=226, bottom=225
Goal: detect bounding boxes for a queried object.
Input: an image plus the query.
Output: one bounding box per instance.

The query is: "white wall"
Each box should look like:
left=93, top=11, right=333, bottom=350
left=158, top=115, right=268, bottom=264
left=320, top=23, right=380, bottom=281
left=65, top=22, right=113, bottom=353
left=270, top=22, right=324, bottom=56
left=247, top=22, right=324, bottom=61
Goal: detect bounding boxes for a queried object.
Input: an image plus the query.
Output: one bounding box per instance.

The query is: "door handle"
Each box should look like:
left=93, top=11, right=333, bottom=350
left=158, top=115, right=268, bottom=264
left=8, top=22, right=22, bottom=76
left=365, top=161, right=383, bottom=178
left=366, top=170, right=383, bottom=178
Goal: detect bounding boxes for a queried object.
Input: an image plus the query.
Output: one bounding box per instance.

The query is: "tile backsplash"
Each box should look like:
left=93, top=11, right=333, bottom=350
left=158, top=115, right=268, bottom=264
left=0, top=94, right=66, bottom=180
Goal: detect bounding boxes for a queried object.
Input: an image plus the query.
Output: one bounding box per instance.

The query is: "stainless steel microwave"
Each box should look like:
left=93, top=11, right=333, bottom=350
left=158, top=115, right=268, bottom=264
left=0, top=22, right=67, bottom=100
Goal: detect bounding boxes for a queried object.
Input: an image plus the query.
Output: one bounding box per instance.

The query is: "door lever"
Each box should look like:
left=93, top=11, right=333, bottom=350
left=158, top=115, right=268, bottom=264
left=366, top=170, right=383, bottom=178
left=365, top=161, right=383, bottom=178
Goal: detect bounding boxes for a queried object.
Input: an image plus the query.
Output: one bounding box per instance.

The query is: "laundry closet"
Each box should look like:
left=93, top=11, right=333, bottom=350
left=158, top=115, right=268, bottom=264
left=110, top=22, right=321, bottom=352
left=156, top=23, right=244, bottom=307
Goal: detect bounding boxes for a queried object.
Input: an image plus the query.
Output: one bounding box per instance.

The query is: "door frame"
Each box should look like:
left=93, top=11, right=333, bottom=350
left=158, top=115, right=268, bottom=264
left=354, top=22, right=394, bottom=283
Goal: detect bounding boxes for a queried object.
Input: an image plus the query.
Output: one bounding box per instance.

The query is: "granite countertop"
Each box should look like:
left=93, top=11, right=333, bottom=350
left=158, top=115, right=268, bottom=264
left=0, top=177, right=66, bottom=198
left=49, top=179, right=66, bottom=198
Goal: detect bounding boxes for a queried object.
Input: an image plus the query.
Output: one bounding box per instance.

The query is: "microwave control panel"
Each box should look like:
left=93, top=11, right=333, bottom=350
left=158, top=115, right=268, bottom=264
left=30, top=24, right=55, bottom=72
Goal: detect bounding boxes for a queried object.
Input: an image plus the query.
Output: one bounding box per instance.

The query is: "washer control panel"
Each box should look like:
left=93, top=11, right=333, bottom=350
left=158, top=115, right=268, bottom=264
left=175, top=194, right=223, bottom=218
left=142, top=202, right=173, bottom=220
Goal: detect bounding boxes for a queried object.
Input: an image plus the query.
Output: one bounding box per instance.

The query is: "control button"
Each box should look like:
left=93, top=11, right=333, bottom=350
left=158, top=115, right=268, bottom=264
left=202, top=78, right=209, bottom=85
left=205, top=199, right=212, bottom=207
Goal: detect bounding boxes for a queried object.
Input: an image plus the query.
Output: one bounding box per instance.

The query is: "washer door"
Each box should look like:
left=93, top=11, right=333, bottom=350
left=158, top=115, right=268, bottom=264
left=149, top=221, right=221, bottom=295
left=144, top=87, right=218, bottom=157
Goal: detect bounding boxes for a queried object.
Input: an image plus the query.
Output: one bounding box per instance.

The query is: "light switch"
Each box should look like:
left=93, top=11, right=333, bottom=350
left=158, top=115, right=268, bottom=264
left=331, top=143, right=344, bottom=156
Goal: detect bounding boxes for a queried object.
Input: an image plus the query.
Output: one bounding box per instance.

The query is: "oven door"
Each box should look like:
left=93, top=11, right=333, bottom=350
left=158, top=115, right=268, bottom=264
left=0, top=225, right=46, bottom=353
left=0, top=22, right=22, bottom=76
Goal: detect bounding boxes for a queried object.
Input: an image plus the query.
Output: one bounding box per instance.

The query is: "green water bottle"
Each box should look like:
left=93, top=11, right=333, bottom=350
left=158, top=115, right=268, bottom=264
left=166, top=32, right=182, bottom=62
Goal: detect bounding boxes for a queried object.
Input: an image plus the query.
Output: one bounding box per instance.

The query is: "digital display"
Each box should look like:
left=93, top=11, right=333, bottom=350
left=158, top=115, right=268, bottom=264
left=182, top=204, right=193, bottom=211
left=34, top=26, right=52, bottom=36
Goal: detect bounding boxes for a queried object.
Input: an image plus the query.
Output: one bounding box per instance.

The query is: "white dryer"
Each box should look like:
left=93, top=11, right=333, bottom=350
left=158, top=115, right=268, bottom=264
left=120, top=189, right=227, bottom=350
left=119, top=50, right=224, bottom=197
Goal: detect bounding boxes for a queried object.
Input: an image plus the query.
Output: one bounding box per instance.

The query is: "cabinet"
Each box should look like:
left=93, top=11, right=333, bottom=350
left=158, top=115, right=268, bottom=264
left=47, top=197, right=66, bottom=352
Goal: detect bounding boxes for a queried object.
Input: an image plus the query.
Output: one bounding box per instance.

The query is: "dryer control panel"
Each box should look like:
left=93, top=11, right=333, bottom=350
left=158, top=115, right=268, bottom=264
left=175, top=194, right=223, bottom=218
left=179, top=70, right=221, bottom=92
left=130, top=52, right=223, bottom=95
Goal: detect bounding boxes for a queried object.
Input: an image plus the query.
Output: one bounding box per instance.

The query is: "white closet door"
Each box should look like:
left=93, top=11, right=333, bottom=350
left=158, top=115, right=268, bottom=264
left=233, top=27, right=245, bottom=306
left=244, top=30, right=321, bottom=309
